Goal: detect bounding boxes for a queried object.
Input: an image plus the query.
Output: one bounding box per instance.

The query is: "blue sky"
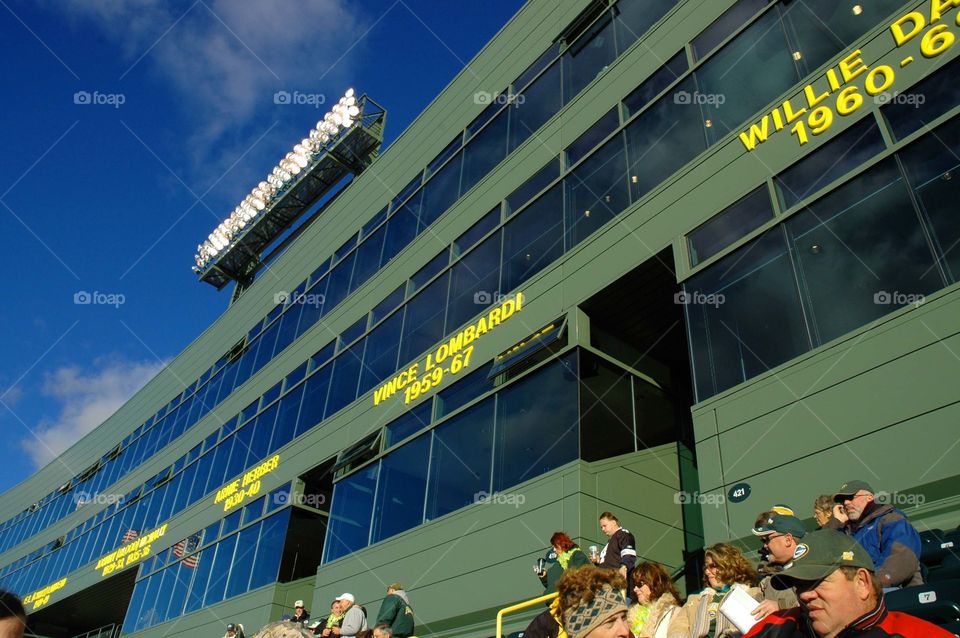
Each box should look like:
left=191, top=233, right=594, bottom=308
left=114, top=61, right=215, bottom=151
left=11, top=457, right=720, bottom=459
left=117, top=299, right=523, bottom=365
left=0, top=0, right=524, bottom=495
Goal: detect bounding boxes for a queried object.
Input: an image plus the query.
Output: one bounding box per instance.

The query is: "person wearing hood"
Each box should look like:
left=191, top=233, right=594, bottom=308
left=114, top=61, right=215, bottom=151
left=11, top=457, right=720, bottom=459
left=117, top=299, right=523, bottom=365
left=375, top=583, right=414, bottom=638
left=825, top=480, right=922, bottom=588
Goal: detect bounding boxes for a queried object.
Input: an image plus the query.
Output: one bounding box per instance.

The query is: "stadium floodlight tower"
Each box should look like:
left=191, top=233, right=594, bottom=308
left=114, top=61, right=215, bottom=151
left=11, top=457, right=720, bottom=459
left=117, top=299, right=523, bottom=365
left=192, top=89, right=386, bottom=296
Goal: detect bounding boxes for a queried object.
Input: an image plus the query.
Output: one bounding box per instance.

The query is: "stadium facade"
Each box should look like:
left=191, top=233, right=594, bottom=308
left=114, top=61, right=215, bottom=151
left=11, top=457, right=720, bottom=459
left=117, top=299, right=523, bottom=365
left=2, top=0, right=959, bottom=636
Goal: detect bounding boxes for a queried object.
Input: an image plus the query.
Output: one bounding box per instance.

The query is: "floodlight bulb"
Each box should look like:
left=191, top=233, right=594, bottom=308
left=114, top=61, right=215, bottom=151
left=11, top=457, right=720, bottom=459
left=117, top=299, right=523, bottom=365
left=346, top=96, right=356, bottom=107
left=324, top=112, right=334, bottom=123
left=345, top=88, right=354, bottom=98
left=347, top=105, right=360, bottom=117
left=332, top=113, right=343, bottom=127
left=342, top=117, right=354, bottom=128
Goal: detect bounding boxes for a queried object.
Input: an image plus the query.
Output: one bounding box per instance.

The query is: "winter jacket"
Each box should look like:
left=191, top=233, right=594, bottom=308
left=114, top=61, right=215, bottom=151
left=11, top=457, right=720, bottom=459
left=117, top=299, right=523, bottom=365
left=522, top=599, right=568, bottom=638
left=667, top=584, right=761, bottom=638
left=539, top=547, right=591, bottom=593
left=827, top=502, right=922, bottom=587
left=375, top=591, right=414, bottom=638
left=742, top=599, right=955, bottom=637
left=340, top=605, right=368, bottom=637
left=630, top=592, right=680, bottom=638
left=757, top=562, right=797, bottom=611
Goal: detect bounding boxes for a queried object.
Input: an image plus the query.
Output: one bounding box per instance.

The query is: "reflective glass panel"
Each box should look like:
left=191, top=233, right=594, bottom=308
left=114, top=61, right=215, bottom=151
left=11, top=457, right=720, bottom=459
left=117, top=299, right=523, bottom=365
left=250, top=510, right=288, bottom=589
left=420, top=151, right=463, bottom=230
left=446, top=233, right=502, bottom=331
left=371, top=433, right=430, bottom=543
left=398, top=273, right=450, bottom=366
left=565, top=132, right=630, bottom=249
left=462, top=109, right=509, bottom=194
left=509, top=60, right=562, bottom=152
left=358, top=310, right=404, bottom=395
left=501, top=184, right=564, bottom=292
left=325, top=341, right=365, bottom=417
left=688, top=186, right=773, bottom=266
left=324, top=462, right=379, bottom=562
left=384, top=402, right=432, bottom=448
left=563, top=16, right=617, bottom=101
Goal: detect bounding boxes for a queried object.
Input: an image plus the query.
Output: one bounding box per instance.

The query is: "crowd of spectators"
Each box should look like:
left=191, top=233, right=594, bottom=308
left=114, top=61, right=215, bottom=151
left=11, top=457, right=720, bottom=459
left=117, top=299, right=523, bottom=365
left=535, top=479, right=956, bottom=638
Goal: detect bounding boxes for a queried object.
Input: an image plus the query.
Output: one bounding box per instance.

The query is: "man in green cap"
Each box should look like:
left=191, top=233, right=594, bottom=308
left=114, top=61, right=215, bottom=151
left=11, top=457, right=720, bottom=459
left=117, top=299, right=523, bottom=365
left=743, top=529, right=952, bottom=637
left=750, top=510, right=808, bottom=620
left=826, top=480, right=922, bottom=588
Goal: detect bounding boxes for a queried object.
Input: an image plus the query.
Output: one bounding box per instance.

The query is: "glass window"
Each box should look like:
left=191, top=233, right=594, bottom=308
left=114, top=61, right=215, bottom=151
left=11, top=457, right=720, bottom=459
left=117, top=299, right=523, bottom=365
left=684, top=228, right=811, bottom=401
left=580, top=351, right=635, bottom=461
left=310, top=341, right=336, bottom=372
left=371, top=284, right=405, bottom=326
left=781, top=0, right=906, bottom=78
left=246, top=403, right=278, bottom=467
left=565, top=132, right=630, bottom=249
left=493, top=353, right=579, bottom=490
left=296, top=276, right=328, bottom=340
left=136, top=572, right=163, bottom=631
left=385, top=402, right=433, bottom=448
left=427, top=137, right=462, bottom=178
left=515, top=43, right=560, bottom=92
left=381, top=201, right=421, bottom=265
left=446, top=233, right=502, bottom=331
left=567, top=109, right=619, bottom=166
left=324, top=341, right=365, bottom=418
left=693, top=8, right=799, bottom=144
left=251, top=322, right=280, bottom=376
left=322, top=251, right=357, bottom=315
left=339, top=316, right=367, bottom=350
left=425, top=398, right=495, bottom=521
left=351, top=225, right=386, bottom=292
left=163, top=562, right=190, bottom=622
left=225, top=525, right=258, bottom=598
left=420, top=151, right=463, bottom=230
left=261, top=381, right=282, bottom=408
left=224, top=427, right=252, bottom=483
left=563, top=15, right=617, bottom=101
left=436, top=363, right=493, bottom=418
left=392, top=175, right=423, bottom=211
left=776, top=117, right=886, bottom=211
left=273, top=303, right=302, bottom=359
left=509, top=60, right=562, bottom=152
left=691, top=0, right=768, bottom=60
left=266, top=485, right=289, bottom=513
left=625, top=77, right=707, bottom=201
left=222, top=510, right=242, bottom=536
left=398, top=273, right=450, bottom=366
left=334, top=233, right=359, bottom=263
left=899, top=117, right=960, bottom=281
left=454, top=207, right=500, bottom=257
left=371, top=434, right=430, bottom=543
left=240, top=400, right=259, bottom=425
left=882, top=57, right=960, bottom=140
left=502, top=184, right=564, bottom=292
left=296, top=364, right=331, bottom=437
left=203, top=533, right=238, bottom=606
left=466, top=100, right=503, bottom=139
left=506, top=157, right=560, bottom=216
left=249, top=510, right=289, bottom=589
left=358, top=310, right=404, bottom=396
left=688, top=186, right=773, bottom=266
left=362, top=206, right=389, bottom=238
left=622, top=51, right=687, bottom=118
left=613, top=0, right=676, bottom=54
left=784, top=158, right=942, bottom=345
left=634, top=380, right=678, bottom=450
left=410, top=252, right=448, bottom=293
left=462, top=109, right=509, bottom=195
left=324, top=463, right=379, bottom=562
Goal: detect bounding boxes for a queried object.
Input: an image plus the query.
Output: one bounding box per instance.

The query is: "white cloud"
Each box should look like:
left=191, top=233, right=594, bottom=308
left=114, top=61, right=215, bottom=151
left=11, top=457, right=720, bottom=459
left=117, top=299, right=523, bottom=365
left=55, top=0, right=364, bottom=185
left=23, top=357, right=167, bottom=469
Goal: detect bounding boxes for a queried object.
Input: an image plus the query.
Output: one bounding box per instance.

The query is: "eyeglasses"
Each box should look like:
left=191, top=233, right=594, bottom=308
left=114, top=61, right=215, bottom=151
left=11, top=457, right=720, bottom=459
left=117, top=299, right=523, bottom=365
left=704, top=562, right=718, bottom=571
left=762, top=534, right=785, bottom=546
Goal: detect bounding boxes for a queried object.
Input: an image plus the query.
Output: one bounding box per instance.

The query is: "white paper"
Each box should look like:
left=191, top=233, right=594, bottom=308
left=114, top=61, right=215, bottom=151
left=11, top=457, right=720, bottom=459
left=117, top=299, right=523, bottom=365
left=718, top=585, right=760, bottom=634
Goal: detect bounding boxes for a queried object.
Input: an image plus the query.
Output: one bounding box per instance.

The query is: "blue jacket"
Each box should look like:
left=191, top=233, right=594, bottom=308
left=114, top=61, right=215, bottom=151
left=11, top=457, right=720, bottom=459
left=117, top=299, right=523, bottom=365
left=837, top=501, right=923, bottom=587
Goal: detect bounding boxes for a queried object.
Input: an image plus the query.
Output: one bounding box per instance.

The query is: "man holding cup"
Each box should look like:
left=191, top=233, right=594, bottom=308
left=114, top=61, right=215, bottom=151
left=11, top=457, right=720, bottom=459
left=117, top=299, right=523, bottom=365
left=591, top=512, right=636, bottom=580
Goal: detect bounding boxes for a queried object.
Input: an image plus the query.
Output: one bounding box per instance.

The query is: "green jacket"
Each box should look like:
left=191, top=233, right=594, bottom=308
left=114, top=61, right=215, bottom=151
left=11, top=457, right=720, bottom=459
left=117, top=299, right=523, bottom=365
left=375, top=592, right=414, bottom=638
left=540, top=547, right=590, bottom=593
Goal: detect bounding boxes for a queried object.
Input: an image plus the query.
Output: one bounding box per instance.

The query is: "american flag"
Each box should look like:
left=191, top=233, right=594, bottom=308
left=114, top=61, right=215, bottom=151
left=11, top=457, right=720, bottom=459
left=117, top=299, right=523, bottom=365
left=121, top=528, right=140, bottom=545
left=172, top=533, right=202, bottom=568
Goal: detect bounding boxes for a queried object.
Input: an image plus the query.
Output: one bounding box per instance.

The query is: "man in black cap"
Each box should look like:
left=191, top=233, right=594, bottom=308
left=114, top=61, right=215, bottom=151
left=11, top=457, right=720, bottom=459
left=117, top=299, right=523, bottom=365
left=751, top=510, right=808, bottom=620
left=826, top=480, right=922, bottom=588
left=744, top=529, right=952, bottom=637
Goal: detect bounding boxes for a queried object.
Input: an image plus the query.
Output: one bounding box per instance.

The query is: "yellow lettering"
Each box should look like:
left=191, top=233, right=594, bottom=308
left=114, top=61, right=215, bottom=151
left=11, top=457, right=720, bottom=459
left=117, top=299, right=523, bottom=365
left=488, top=307, right=502, bottom=327
left=891, top=11, right=925, bottom=46
left=446, top=331, right=464, bottom=356
left=839, top=50, right=868, bottom=84
left=826, top=68, right=841, bottom=92
left=771, top=107, right=784, bottom=131
left=516, top=292, right=523, bottom=309
left=436, top=343, right=449, bottom=363
left=803, top=84, right=830, bottom=109
left=864, top=65, right=895, bottom=95
left=475, top=317, right=488, bottom=337
left=463, top=325, right=476, bottom=346
left=738, top=116, right=770, bottom=151
left=931, top=0, right=960, bottom=22
left=782, top=100, right=807, bottom=124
